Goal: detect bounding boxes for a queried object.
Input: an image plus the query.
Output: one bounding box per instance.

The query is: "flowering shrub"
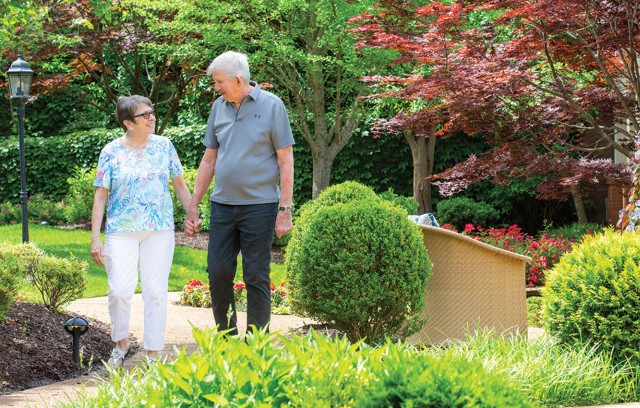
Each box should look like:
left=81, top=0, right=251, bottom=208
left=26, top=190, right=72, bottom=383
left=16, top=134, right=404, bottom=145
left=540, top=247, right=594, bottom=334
left=442, top=223, right=576, bottom=287
left=178, top=279, right=290, bottom=314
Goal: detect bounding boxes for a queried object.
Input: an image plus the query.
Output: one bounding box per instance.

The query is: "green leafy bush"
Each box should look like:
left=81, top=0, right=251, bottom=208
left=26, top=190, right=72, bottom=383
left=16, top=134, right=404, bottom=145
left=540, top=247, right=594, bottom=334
left=0, top=196, right=66, bottom=226
left=527, top=296, right=543, bottom=328
left=378, top=188, right=419, bottom=215
left=0, top=201, right=21, bottom=225
left=290, top=198, right=431, bottom=344
left=27, top=194, right=67, bottom=225
left=0, top=248, right=21, bottom=322
left=29, top=254, right=87, bottom=313
left=543, top=221, right=604, bottom=242
left=436, top=196, right=500, bottom=230
left=0, top=242, right=46, bottom=321
left=63, top=166, right=97, bottom=224
left=64, top=328, right=532, bottom=408
left=543, top=228, right=640, bottom=364
left=285, top=181, right=380, bottom=303
left=355, top=347, right=534, bottom=407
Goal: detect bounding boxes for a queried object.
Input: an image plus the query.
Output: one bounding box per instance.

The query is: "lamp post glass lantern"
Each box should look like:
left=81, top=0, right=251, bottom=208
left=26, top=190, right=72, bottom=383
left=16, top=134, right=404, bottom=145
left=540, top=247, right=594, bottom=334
left=6, top=53, right=34, bottom=243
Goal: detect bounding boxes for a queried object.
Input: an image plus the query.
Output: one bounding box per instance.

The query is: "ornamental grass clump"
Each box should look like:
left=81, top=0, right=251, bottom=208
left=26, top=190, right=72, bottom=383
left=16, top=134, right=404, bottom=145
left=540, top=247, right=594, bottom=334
left=290, top=198, right=431, bottom=344
left=543, top=228, right=640, bottom=365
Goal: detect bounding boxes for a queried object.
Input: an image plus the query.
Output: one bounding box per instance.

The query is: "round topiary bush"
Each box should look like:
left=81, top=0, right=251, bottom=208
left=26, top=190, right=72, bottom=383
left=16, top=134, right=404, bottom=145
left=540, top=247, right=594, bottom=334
left=290, top=198, right=431, bottom=344
left=285, top=181, right=380, bottom=307
left=543, top=229, right=640, bottom=364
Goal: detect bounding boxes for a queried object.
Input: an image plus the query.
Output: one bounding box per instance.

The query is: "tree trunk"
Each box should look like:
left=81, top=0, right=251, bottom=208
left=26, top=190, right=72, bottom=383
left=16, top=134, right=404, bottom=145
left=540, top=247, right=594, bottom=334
left=570, top=184, right=588, bottom=224
left=311, top=150, right=335, bottom=199
left=405, top=128, right=437, bottom=214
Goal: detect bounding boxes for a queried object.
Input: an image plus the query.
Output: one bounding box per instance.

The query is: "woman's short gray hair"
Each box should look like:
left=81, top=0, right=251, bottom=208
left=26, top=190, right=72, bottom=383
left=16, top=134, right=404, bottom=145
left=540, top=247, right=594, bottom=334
left=206, top=51, right=250, bottom=82
left=116, top=95, right=152, bottom=131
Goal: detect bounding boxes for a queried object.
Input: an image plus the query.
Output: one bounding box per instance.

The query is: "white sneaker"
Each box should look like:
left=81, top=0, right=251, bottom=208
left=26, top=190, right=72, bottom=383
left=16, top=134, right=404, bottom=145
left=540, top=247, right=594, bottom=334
left=107, top=345, right=131, bottom=369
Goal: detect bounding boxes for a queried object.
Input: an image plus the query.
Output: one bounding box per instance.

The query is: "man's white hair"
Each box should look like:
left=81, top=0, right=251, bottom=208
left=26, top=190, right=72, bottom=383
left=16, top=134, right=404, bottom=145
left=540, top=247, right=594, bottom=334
left=207, top=51, right=250, bottom=82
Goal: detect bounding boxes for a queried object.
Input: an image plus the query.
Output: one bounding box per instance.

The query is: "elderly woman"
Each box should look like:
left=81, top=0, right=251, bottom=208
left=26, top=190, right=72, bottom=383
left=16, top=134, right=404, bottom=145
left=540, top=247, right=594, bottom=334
left=90, top=95, right=191, bottom=368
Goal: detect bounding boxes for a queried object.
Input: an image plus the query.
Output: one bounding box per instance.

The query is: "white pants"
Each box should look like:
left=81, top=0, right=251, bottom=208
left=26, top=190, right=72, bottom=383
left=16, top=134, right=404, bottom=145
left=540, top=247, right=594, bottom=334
left=104, top=230, right=174, bottom=351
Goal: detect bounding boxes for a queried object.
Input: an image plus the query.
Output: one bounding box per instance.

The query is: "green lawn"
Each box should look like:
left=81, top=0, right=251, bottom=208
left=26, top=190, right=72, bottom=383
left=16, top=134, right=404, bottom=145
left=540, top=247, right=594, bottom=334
left=1, top=224, right=286, bottom=300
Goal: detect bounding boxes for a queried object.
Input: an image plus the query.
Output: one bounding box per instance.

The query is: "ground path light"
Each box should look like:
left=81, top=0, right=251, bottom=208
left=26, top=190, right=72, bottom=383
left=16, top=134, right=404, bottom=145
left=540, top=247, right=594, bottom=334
left=63, top=316, right=89, bottom=364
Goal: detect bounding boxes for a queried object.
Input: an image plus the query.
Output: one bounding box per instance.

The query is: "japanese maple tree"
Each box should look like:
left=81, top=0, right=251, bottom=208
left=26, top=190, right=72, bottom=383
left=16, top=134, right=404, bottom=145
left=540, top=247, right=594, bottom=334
left=352, top=0, right=636, bottom=221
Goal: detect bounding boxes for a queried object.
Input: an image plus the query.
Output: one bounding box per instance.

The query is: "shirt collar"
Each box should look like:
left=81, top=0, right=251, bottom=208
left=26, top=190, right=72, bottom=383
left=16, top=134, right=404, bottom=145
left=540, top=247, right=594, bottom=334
left=247, top=81, right=260, bottom=101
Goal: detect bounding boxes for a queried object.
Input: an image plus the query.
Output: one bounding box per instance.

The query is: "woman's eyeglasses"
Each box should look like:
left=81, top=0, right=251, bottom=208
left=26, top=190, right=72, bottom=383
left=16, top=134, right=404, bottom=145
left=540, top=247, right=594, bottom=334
left=133, top=110, right=155, bottom=120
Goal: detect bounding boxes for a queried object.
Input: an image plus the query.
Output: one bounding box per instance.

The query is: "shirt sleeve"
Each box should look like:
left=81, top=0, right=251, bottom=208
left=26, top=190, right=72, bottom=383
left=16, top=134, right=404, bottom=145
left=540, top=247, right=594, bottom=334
left=271, top=101, right=295, bottom=150
left=168, top=140, right=184, bottom=179
left=203, top=99, right=221, bottom=149
left=93, top=147, right=112, bottom=190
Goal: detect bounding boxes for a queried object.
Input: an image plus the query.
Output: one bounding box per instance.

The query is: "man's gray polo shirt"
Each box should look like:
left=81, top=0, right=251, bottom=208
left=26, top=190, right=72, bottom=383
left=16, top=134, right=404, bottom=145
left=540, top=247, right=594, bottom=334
left=203, top=82, right=295, bottom=205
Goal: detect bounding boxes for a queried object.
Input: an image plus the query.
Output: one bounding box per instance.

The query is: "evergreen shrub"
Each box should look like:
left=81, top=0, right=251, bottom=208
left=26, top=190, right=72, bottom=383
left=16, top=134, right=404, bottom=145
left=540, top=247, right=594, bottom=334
left=543, top=229, right=640, bottom=364
left=291, top=198, right=431, bottom=344
left=436, top=196, right=500, bottom=229
left=285, top=181, right=380, bottom=305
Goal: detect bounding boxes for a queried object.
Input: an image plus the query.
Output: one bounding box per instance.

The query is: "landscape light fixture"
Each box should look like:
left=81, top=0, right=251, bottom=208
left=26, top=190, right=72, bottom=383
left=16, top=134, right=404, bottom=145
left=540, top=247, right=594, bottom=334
left=6, top=53, right=34, bottom=243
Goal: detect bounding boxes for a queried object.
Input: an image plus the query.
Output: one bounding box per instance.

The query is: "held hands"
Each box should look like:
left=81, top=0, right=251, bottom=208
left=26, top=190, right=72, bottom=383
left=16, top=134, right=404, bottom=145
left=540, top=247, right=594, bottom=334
left=184, top=208, right=202, bottom=236
left=91, top=239, right=105, bottom=267
left=275, top=211, right=293, bottom=238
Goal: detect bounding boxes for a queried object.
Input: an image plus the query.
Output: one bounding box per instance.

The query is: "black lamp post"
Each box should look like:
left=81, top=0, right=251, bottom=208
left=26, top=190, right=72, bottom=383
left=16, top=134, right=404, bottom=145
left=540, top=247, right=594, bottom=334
left=6, top=53, right=34, bottom=243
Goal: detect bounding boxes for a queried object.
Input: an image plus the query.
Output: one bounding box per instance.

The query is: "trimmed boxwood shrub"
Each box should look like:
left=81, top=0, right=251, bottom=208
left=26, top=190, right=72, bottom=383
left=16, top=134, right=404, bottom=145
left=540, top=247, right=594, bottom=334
left=291, top=198, right=431, bottom=344
left=543, top=228, right=640, bottom=364
left=285, top=181, right=381, bottom=306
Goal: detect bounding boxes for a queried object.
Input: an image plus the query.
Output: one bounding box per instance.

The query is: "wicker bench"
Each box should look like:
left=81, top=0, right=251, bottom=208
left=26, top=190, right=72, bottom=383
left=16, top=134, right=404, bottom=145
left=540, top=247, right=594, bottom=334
left=407, top=225, right=531, bottom=345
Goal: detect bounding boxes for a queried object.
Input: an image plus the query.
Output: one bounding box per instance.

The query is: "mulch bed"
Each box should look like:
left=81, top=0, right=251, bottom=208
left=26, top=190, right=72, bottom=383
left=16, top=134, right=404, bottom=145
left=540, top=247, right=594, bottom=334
left=0, top=301, right=114, bottom=395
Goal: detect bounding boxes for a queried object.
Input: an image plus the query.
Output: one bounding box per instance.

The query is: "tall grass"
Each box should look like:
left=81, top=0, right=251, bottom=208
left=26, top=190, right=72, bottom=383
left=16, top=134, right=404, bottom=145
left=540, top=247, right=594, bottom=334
left=0, top=224, right=285, bottom=300
left=435, top=329, right=640, bottom=407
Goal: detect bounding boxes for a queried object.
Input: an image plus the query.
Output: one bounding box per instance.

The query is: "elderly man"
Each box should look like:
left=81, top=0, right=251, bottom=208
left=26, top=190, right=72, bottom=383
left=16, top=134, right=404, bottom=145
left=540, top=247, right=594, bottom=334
left=185, top=51, right=294, bottom=335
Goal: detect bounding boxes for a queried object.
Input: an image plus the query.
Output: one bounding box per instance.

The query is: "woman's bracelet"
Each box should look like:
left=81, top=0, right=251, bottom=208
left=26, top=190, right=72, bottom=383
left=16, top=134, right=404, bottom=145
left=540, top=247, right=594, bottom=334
left=91, top=237, right=101, bottom=242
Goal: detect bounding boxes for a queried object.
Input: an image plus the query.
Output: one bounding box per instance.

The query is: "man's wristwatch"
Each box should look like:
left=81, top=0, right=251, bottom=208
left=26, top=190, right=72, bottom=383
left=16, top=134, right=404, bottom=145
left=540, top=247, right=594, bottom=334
left=278, top=205, right=293, bottom=213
